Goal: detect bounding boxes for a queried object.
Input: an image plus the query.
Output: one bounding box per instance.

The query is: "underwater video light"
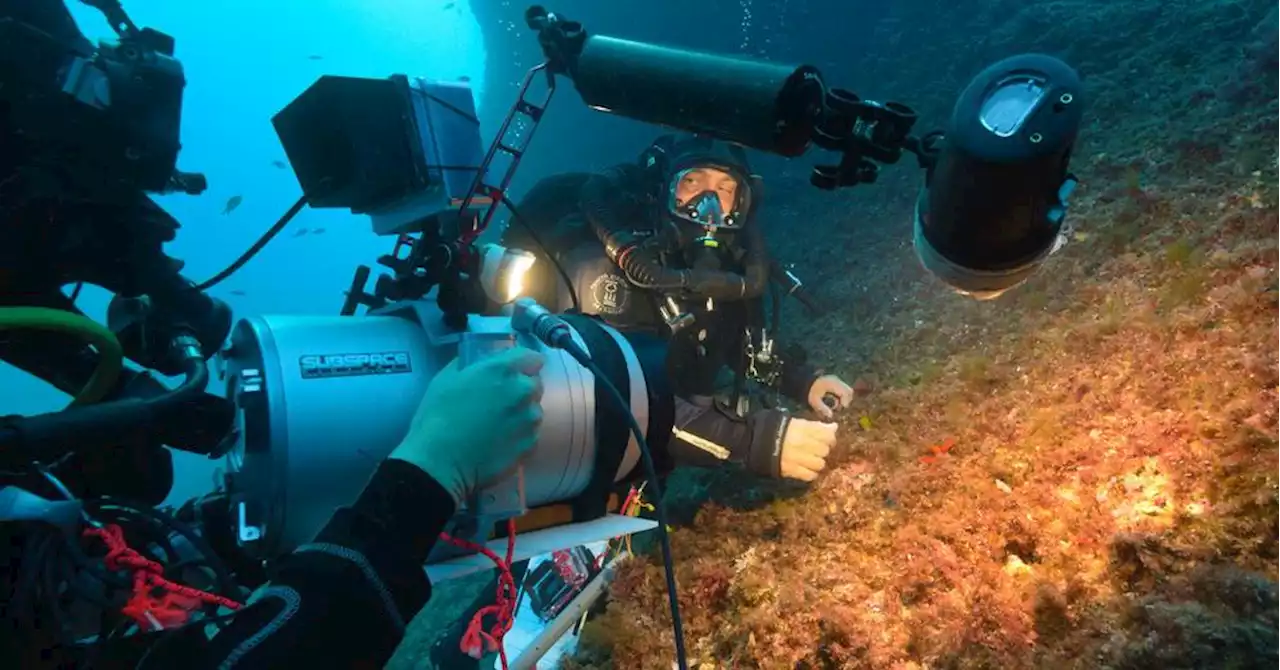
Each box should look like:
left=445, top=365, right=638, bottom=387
left=912, top=54, right=1083, bottom=299
left=527, top=7, right=824, bottom=157
left=480, top=243, right=538, bottom=304
left=527, top=8, right=1086, bottom=302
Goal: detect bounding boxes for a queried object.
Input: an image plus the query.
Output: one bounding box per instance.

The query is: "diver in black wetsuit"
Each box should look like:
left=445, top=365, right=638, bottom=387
left=0, top=0, right=235, bottom=505
left=426, top=135, right=858, bottom=670
left=508, top=134, right=854, bottom=483
left=0, top=3, right=458, bottom=667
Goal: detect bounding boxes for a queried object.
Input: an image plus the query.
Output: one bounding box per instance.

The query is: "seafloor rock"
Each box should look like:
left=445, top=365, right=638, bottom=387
left=396, top=1, right=1278, bottom=668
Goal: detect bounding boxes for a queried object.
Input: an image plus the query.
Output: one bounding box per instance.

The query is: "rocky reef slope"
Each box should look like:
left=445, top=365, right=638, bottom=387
left=564, top=0, right=1279, bottom=668
left=390, top=1, right=1277, bottom=668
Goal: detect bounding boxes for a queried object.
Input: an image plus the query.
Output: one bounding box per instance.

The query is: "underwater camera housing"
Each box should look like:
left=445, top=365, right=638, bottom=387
left=0, top=8, right=200, bottom=196
left=219, top=75, right=675, bottom=581
left=218, top=301, right=673, bottom=579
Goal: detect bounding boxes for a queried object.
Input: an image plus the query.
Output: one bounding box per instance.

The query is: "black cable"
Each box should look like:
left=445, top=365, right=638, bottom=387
left=563, top=347, right=689, bottom=670
left=494, top=190, right=581, bottom=312
left=41, top=536, right=73, bottom=645
left=88, top=513, right=234, bottom=631
left=768, top=278, right=782, bottom=335
left=10, top=529, right=49, bottom=630
left=10, top=529, right=81, bottom=648
left=192, top=193, right=309, bottom=291
left=85, top=498, right=241, bottom=602
left=65, top=535, right=132, bottom=591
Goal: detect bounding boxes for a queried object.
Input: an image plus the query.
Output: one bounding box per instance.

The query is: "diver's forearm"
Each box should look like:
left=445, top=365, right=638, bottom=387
left=183, top=459, right=457, bottom=670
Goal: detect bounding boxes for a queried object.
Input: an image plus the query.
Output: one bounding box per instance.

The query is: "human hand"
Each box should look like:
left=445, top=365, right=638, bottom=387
left=780, top=418, right=838, bottom=483
left=807, top=374, right=854, bottom=420
left=389, top=347, right=545, bottom=505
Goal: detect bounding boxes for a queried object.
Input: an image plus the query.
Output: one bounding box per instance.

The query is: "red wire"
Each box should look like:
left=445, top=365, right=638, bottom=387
left=439, top=519, right=519, bottom=670
left=83, top=524, right=242, bottom=631
left=594, top=487, right=640, bottom=571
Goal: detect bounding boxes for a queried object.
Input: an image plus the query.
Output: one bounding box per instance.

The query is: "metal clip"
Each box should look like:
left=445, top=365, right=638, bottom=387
left=745, top=327, right=782, bottom=386
left=659, top=295, right=695, bottom=334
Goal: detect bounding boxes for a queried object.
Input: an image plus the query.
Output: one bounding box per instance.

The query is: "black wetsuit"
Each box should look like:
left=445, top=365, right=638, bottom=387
left=510, top=162, right=823, bottom=480
left=424, top=149, right=827, bottom=670
left=17, top=459, right=456, bottom=669
left=0, top=0, right=234, bottom=501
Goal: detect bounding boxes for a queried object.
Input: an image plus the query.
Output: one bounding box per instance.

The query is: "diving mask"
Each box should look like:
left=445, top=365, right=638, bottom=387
left=667, top=165, right=750, bottom=230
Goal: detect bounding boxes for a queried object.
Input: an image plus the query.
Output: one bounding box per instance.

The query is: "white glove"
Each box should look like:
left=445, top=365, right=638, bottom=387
left=389, top=347, right=545, bottom=504
left=807, top=374, right=854, bottom=420
left=780, top=418, right=838, bottom=482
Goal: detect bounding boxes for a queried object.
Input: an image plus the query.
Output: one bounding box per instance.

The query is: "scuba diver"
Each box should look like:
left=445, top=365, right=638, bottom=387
left=0, top=0, right=235, bottom=507
left=2, top=5, right=550, bottom=667
left=429, top=135, right=857, bottom=669
left=506, top=134, right=855, bottom=483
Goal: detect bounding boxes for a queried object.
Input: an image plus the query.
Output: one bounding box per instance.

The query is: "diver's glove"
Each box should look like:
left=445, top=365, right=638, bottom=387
left=807, top=374, right=855, bottom=420
left=389, top=348, right=545, bottom=505
left=779, top=418, right=838, bottom=483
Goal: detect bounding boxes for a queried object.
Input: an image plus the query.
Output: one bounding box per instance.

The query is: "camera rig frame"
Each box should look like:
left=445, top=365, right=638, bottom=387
left=337, top=6, right=945, bottom=331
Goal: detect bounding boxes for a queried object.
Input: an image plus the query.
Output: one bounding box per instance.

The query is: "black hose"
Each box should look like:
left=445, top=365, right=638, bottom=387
left=0, top=345, right=209, bottom=467
left=580, top=171, right=767, bottom=299
left=768, top=258, right=825, bottom=316
left=41, top=537, right=72, bottom=644
left=193, top=194, right=309, bottom=291
left=767, top=277, right=782, bottom=335
left=142, top=354, right=208, bottom=414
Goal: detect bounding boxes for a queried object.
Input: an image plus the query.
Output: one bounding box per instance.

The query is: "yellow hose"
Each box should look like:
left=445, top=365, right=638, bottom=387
left=0, top=307, right=124, bottom=408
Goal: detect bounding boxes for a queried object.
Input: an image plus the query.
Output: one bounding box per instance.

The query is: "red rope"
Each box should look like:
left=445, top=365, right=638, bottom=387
left=439, top=519, right=519, bottom=670
left=442, top=490, right=647, bottom=666
left=83, top=524, right=242, bottom=631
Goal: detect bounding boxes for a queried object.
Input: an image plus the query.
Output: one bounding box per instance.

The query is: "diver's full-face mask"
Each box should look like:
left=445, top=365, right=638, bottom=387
left=668, top=165, right=751, bottom=231
left=666, top=164, right=752, bottom=263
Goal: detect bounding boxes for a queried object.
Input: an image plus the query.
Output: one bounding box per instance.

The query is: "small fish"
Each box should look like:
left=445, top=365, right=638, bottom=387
left=292, top=227, right=309, bottom=238
left=271, top=160, right=287, bottom=169
left=457, top=75, right=471, bottom=82
left=229, top=289, right=246, bottom=296
left=443, top=2, right=455, bottom=8
left=307, top=54, right=324, bottom=61
left=311, top=227, right=326, bottom=235
left=222, top=195, right=243, bottom=215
